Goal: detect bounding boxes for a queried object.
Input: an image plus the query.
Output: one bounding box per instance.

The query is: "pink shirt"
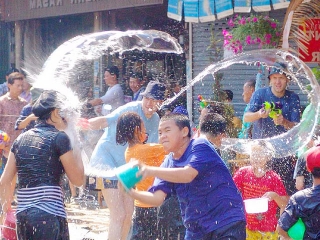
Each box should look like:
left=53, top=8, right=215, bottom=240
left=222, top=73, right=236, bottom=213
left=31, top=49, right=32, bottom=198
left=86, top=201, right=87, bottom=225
left=0, top=93, right=28, bottom=149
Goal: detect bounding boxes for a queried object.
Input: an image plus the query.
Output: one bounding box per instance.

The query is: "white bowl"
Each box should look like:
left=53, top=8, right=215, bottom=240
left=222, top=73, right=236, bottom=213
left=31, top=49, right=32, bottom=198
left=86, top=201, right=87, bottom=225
left=243, top=197, right=268, bottom=214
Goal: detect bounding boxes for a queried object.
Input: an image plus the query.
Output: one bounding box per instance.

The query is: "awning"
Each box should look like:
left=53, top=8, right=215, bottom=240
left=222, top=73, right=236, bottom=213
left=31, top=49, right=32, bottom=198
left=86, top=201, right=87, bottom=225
left=167, top=0, right=292, bottom=22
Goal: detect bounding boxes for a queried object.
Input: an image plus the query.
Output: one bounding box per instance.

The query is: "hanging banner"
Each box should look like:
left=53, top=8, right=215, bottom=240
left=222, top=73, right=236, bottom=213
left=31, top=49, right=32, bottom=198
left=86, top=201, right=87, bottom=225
left=299, top=18, right=320, bottom=63
left=167, top=0, right=183, bottom=21
left=184, top=0, right=199, bottom=23
left=199, top=0, right=216, bottom=22
left=215, top=0, right=233, bottom=19
left=234, top=0, right=251, bottom=13
left=271, top=0, right=290, bottom=10
left=252, top=0, right=271, bottom=12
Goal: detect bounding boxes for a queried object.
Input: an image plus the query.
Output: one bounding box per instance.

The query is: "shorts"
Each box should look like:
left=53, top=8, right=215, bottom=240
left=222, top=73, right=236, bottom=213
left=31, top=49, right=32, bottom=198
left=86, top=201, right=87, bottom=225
left=246, top=228, right=278, bottom=240
left=88, top=176, right=118, bottom=190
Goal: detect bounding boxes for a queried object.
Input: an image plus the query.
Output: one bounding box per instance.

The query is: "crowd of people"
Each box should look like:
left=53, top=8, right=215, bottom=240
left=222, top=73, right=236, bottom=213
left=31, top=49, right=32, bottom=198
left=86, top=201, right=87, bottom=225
left=0, top=62, right=319, bottom=240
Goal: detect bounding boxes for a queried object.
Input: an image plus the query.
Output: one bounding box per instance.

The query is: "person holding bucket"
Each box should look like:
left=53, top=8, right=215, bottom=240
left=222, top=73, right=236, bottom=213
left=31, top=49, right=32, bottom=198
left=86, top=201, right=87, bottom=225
left=125, top=113, right=246, bottom=239
left=0, top=90, right=84, bottom=239
left=81, top=81, right=166, bottom=240
left=233, top=141, right=289, bottom=239
left=116, top=111, right=166, bottom=239
left=277, top=145, right=320, bottom=239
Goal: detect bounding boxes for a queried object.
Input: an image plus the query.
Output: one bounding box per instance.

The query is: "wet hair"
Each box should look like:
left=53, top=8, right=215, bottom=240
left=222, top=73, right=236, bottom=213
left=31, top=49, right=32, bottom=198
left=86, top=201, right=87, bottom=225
left=105, top=66, right=119, bottom=79
left=206, top=104, right=224, bottom=115
left=245, top=79, right=256, bottom=89
left=116, top=112, right=143, bottom=145
left=7, top=72, right=24, bottom=85
left=199, top=113, right=226, bottom=137
left=160, top=113, right=191, bottom=138
left=223, top=90, right=233, bottom=101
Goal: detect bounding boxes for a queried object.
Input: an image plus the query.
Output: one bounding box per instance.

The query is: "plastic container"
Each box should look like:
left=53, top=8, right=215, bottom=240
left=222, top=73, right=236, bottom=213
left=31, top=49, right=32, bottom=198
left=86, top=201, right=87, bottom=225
left=115, top=162, right=142, bottom=191
left=288, top=218, right=305, bottom=240
left=243, top=197, right=268, bottom=214
left=2, top=209, right=17, bottom=240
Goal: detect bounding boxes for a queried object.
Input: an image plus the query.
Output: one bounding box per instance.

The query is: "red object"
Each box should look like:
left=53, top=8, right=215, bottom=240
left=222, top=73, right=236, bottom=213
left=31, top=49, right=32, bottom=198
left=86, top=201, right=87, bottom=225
left=2, top=209, right=17, bottom=240
left=76, top=118, right=90, bottom=130
left=306, top=146, right=320, bottom=172
left=298, top=18, right=320, bottom=63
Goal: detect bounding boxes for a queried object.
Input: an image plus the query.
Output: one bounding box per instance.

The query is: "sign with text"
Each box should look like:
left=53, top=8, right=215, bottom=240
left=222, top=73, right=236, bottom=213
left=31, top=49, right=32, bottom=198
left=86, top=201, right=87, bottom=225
left=299, top=18, right=320, bottom=63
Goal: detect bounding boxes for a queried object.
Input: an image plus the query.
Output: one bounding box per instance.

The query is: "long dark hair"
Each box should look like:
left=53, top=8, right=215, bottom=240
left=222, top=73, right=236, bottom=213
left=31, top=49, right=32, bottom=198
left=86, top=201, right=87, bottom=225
left=116, top=112, right=143, bottom=145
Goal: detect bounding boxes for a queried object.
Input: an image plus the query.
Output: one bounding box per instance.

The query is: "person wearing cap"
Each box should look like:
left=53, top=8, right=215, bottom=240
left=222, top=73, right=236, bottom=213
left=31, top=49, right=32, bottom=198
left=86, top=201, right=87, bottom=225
left=243, top=62, right=301, bottom=196
left=0, top=68, right=20, bottom=97
left=0, top=90, right=84, bottom=239
left=15, top=87, right=44, bottom=132
left=82, top=80, right=166, bottom=240
left=88, top=66, right=125, bottom=112
left=277, top=145, right=320, bottom=239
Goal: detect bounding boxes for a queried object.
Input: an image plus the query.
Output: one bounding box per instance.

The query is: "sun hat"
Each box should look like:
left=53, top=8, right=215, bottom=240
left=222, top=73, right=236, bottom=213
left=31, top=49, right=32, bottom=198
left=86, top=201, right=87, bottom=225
left=32, top=90, right=66, bottom=118
left=140, top=81, right=166, bottom=101
left=268, top=62, right=291, bottom=80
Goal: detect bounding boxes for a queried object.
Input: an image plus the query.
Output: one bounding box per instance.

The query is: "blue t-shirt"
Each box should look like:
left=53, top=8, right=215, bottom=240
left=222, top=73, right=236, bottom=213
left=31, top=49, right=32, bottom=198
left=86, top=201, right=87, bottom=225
left=90, top=101, right=160, bottom=179
left=238, top=104, right=252, bottom=139
left=248, top=87, right=300, bottom=139
left=149, top=138, right=245, bottom=239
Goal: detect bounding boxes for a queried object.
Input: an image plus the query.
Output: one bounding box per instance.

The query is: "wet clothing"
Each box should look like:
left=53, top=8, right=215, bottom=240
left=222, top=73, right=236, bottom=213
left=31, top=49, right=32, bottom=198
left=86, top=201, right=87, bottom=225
left=100, top=83, right=125, bottom=111
left=125, top=143, right=166, bottom=208
left=278, top=185, right=320, bottom=239
left=131, top=206, right=158, bottom=240
left=0, top=93, right=28, bottom=149
left=248, top=87, right=300, bottom=196
left=149, top=138, right=246, bottom=239
left=132, top=86, right=146, bottom=101
left=90, top=101, right=160, bottom=180
left=248, top=87, right=300, bottom=139
left=233, top=166, right=287, bottom=232
left=15, top=104, right=36, bottom=132
left=16, top=207, right=69, bottom=240
left=157, top=195, right=186, bottom=240
left=11, top=122, right=72, bottom=238
left=238, top=104, right=252, bottom=139
left=293, top=153, right=313, bottom=189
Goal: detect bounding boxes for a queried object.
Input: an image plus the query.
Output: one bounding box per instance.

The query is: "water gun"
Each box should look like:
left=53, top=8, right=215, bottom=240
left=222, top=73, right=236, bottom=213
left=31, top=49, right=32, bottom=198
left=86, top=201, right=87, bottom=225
left=198, top=95, right=208, bottom=109
left=0, top=131, right=9, bottom=143
left=262, top=101, right=282, bottom=119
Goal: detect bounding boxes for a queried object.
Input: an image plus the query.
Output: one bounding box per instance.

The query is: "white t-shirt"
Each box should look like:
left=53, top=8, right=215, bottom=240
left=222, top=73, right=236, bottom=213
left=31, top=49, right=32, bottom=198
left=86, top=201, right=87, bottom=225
left=100, top=84, right=125, bottom=112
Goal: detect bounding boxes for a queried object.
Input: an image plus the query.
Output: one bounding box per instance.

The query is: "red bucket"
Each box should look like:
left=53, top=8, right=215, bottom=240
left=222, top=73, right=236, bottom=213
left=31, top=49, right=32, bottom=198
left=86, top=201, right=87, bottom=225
left=2, top=209, right=17, bottom=240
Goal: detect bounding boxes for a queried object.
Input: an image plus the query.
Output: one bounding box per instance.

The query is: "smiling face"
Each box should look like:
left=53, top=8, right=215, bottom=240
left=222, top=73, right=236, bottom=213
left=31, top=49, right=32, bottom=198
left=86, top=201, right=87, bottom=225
left=141, top=97, right=162, bottom=118
left=129, top=77, right=142, bottom=93
left=269, top=73, right=289, bottom=97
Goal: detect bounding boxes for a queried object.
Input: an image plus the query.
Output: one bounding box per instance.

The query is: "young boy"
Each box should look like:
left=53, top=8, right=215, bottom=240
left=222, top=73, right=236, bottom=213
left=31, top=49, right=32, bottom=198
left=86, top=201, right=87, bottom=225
left=127, top=114, right=246, bottom=239
left=233, top=141, right=288, bottom=239
left=277, top=146, right=320, bottom=239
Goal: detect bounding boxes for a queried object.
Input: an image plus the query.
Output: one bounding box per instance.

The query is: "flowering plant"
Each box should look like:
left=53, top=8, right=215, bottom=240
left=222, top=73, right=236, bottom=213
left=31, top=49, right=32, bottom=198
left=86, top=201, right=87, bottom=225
left=223, top=15, right=282, bottom=54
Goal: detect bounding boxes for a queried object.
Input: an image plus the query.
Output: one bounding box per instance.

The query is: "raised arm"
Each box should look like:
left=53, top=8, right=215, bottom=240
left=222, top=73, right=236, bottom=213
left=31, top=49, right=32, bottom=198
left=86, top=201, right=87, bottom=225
left=129, top=188, right=167, bottom=207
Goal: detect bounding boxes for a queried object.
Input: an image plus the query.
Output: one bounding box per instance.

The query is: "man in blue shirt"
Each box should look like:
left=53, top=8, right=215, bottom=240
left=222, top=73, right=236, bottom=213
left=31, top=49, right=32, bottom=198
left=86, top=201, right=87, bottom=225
left=129, top=114, right=246, bottom=239
left=244, top=62, right=301, bottom=195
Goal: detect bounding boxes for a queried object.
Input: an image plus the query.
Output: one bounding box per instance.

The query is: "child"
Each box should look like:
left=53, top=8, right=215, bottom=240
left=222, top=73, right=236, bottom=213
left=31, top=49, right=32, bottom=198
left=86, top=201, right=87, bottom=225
left=116, top=111, right=166, bottom=240
left=233, top=141, right=289, bottom=239
left=277, top=145, right=320, bottom=239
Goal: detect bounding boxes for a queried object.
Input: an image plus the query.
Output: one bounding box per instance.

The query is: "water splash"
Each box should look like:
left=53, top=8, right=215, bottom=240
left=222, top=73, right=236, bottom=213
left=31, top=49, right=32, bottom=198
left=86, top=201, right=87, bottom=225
left=163, top=49, right=320, bottom=158
left=30, top=30, right=183, bottom=177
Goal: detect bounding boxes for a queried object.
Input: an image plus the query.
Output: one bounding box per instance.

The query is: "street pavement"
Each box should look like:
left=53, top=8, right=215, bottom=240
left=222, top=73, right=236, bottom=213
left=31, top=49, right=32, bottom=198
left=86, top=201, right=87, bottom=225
left=66, top=204, right=109, bottom=240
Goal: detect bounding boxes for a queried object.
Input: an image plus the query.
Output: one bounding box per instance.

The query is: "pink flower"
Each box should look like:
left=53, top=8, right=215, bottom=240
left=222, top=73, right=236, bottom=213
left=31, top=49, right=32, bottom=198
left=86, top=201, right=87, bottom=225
left=265, top=38, right=271, bottom=44
left=270, top=22, right=277, bottom=29
left=228, top=19, right=234, bottom=27
left=224, top=39, right=230, bottom=46
left=222, top=29, right=229, bottom=36
left=247, top=17, right=251, bottom=22
left=265, top=33, right=272, bottom=39
left=256, top=37, right=261, bottom=43
left=246, top=35, right=251, bottom=44
left=239, top=17, right=246, bottom=25
left=276, top=32, right=281, bottom=37
left=252, top=17, right=258, bottom=22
